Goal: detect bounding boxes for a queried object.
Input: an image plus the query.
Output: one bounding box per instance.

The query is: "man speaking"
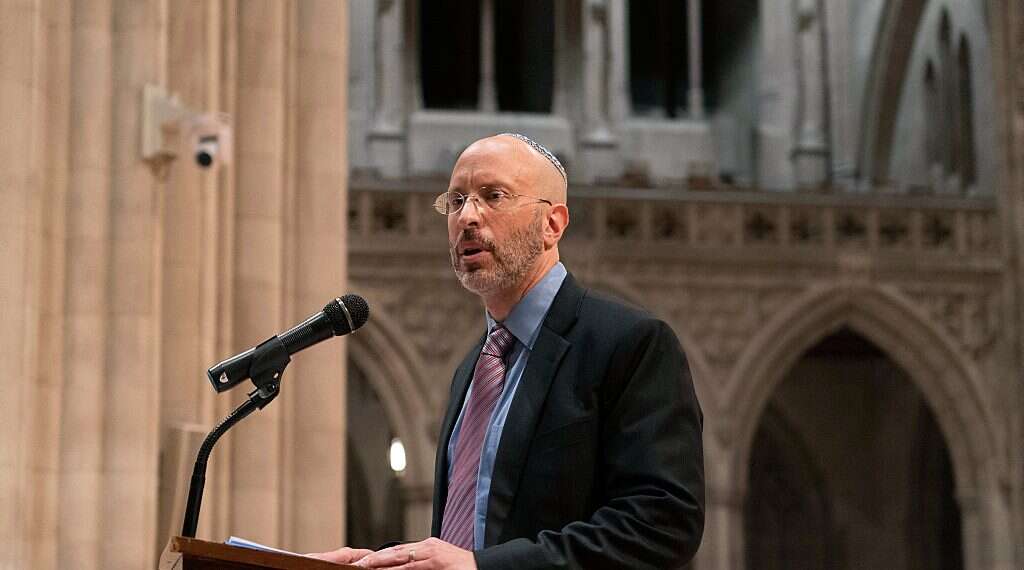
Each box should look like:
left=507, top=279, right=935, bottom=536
left=313, top=134, right=704, bottom=568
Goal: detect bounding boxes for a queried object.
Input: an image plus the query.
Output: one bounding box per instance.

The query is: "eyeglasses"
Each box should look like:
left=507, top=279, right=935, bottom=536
left=433, top=188, right=553, bottom=215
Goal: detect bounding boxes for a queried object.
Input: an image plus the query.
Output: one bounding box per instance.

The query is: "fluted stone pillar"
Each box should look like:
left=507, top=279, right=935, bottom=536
left=101, top=1, right=164, bottom=566
left=32, top=4, right=73, bottom=569
left=958, top=479, right=1018, bottom=570
left=368, top=0, right=405, bottom=178
left=1, top=1, right=47, bottom=567
left=696, top=439, right=746, bottom=570
left=59, top=2, right=114, bottom=569
left=698, top=490, right=746, bottom=570
left=581, top=0, right=612, bottom=143
left=156, top=0, right=225, bottom=549
left=578, top=0, right=621, bottom=183
left=2, top=1, right=353, bottom=567
left=230, top=0, right=288, bottom=544
left=1011, top=1, right=1024, bottom=564
left=161, top=0, right=212, bottom=428
left=792, top=0, right=830, bottom=189
left=606, top=0, right=628, bottom=126
left=286, top=0, right=349, bottom=552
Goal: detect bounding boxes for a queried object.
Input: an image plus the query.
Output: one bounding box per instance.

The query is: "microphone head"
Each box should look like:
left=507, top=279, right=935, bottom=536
left=325, top=294, right=369, bottom=335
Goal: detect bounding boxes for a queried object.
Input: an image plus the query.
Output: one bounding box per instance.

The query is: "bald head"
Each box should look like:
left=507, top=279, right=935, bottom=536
left=455, top=134, right=568, bottom=204
left=446, top=134, right=571, bottom=314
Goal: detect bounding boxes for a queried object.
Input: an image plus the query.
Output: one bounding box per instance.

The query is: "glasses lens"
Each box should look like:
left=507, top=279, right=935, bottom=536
left=434, top=192, right=467, bottom=215
left=448, top=193, right=466, bottom=213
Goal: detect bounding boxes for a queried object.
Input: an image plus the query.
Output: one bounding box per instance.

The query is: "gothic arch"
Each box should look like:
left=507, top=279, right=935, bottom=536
left=723, top=283, right=996, bottom=501
left=858, top=0, right=929, bottom=182
left=347, top=301, right=435, bottom=487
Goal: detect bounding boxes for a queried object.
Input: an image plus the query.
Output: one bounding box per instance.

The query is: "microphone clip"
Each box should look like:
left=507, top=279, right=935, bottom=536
left=247, top=335, right=291, bottom=405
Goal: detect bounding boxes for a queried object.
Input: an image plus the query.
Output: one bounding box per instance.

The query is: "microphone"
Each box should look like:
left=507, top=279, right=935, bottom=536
left=207, top=294, right=369, bottom=393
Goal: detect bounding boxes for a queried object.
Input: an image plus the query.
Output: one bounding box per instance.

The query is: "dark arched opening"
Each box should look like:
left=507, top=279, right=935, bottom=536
left=956, top=35, right=977, bottom=189
left=419, top=0, right=481, bottom=110
left=346, top=361, right=405, bottom=547
left=745, top=328, right=962, bottom=570
left=494, top=0, right=554, bottom=112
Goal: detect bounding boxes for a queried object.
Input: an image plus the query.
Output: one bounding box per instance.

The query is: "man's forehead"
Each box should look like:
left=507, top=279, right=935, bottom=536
left=450, top=141, right=525, bottom=181
left=457, top=137, right=523, bottom=164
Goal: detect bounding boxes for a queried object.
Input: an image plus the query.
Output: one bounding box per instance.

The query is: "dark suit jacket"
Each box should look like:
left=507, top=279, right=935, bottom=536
left=431, top=273, right=705, bottom=569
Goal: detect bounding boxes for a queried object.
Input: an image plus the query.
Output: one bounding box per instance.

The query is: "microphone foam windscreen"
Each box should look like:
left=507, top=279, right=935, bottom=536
left=325, top=294, right=370, bottom=335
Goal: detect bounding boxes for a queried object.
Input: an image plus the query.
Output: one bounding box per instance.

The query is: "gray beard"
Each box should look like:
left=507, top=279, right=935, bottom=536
left=451, top=217, right=545, bottom=296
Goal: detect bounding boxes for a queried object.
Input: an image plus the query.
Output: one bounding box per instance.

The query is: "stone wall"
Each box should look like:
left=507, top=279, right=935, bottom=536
left=0, top=2, right=350, bottom=568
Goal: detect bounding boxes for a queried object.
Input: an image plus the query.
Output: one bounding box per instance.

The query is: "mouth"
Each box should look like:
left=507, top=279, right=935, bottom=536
left=460, top=247, right=489, bottom=263
left=457, top=240, right=492, bottom=264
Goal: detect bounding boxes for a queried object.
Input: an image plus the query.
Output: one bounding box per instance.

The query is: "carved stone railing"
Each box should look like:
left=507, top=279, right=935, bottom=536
left=348, top=178, right=1001, bottom=262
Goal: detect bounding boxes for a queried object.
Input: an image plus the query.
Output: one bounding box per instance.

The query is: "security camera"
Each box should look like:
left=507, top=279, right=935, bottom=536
left=188, top=113, right=232, bottom=169
left=195, top=135, right=219, bottom=167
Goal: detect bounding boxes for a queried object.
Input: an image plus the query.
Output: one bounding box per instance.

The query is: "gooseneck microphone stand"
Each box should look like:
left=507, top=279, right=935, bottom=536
left=180, top=335, right=291, bottom=538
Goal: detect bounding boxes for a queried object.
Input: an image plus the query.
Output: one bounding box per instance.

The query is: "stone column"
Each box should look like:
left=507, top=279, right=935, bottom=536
left=687, top=0, right=705, bottom=118
left=58, top=1, right=114, bottom=568
left=699, top=490, right=746, bottom=570
left=479, top=0, right=497, bottom=112
left=757, top=0, right=798, bottom=189
left=1011, top=2, right=1024, bottom=564
left=230, top=0, right=288, bottom=545
left=285, top=0, right=349, bottom=552
left=101, top=1, right=164, bottom=566
left=607, top=0, right=628, bottom=125
left=32, top=4, right=73, bottom=569
left=161, top=0, right=214, bottom=434
left=157, top=0, right=225, bottom=548
left=0, top=1, right=47, bottom=568
left=792, top=0, right=830, bottom=189
left=696, top=439, right=747, bottom=570
left=582, top=0, right=612, bottom=142
left=368, top=0, right=406, bottom=177
left=210, top=0, right=240, bottom=543
left=958, top=477, right=1017, bottom=570
left=578, top=0, right=621, bottom=183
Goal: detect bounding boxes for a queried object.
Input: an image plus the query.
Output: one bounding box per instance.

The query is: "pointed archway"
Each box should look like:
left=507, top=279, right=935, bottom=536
left=744, top=327, right=963, bottom=570
left=346, top=300, right=437, bottom=541
left=702, top=283, right=1009, bottom=570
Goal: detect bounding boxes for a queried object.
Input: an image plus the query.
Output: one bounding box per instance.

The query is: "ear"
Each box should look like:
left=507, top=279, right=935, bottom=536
left=543, top=204, right=570, bottom=248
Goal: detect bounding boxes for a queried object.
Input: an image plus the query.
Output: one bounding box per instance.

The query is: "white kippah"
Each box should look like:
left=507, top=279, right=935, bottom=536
left=497, top=132, right=567, bottom=183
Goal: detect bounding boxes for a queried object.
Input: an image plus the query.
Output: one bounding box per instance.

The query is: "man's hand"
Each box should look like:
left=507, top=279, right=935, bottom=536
left=306, top=546, right=374, bottom=565
left=354, top=537, right=476, bottom=569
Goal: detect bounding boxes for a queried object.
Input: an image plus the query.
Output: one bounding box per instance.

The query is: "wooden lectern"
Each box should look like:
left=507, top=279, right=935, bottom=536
left=159, top=536, right=356, bottom=570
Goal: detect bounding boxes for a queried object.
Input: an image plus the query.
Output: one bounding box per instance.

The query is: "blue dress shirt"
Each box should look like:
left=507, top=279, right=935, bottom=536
left=446, top=262, right=568, bottom=550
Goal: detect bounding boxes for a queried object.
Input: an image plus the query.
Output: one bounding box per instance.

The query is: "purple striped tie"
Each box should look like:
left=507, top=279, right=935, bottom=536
left=440, top=325, right=516, bottom=549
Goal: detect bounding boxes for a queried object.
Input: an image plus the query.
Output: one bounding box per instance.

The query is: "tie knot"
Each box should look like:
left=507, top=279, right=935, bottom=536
left=483, top=325, right=515, bottom=357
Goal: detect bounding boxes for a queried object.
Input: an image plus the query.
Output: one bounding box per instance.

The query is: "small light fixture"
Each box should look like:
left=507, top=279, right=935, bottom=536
left=389, top=438, right=407, bottom=474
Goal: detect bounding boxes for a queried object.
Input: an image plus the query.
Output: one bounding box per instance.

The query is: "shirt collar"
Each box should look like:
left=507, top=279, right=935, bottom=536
left=485, top=262, right=567, bottom=350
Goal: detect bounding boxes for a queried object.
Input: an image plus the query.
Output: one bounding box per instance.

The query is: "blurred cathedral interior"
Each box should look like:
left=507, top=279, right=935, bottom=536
left=2, top=1, right=1022, bottom=569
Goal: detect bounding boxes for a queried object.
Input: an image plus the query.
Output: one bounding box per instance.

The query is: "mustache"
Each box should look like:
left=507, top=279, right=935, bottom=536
left=451, top=229, right=496, bottom=253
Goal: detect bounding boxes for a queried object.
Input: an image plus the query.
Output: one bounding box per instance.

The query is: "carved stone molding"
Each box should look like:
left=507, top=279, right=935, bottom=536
left=901, top=285, right=1002, bottom=361
left=358, top=277, right=483, bottom=373
left=640, top=283, right=805, bottom=374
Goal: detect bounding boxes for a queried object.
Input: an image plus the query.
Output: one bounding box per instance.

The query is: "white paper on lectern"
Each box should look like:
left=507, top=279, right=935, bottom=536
left=225, top=535, right=309, bottom=557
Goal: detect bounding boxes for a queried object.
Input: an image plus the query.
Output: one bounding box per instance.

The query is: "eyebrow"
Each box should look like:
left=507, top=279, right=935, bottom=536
left=449, top=174, right=510, bottom=192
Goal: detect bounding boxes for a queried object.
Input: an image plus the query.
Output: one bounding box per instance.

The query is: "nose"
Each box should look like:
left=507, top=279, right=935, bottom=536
left=453, top=196, right=483, bottom=228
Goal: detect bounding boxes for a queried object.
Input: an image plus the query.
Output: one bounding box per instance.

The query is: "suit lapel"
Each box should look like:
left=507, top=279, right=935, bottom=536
left=483, top=274, right=584, bottom=546
left=431, top=335, right=484, bottom=537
